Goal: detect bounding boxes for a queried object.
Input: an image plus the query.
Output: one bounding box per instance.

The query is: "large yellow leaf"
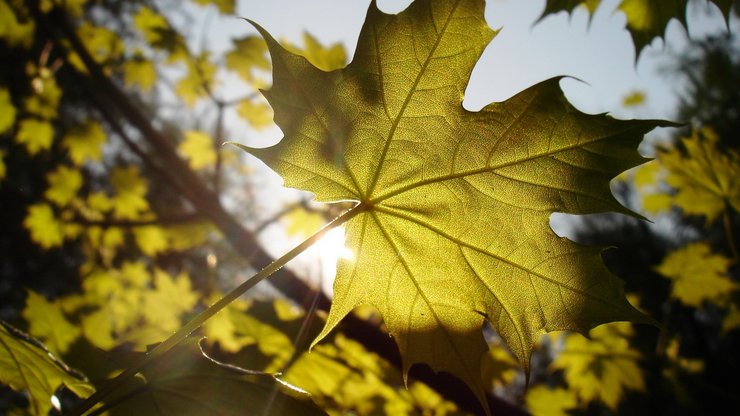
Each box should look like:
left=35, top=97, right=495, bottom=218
left=655, top=242, right=735, bottom=308
left=240, top=0, right=663, bottom=403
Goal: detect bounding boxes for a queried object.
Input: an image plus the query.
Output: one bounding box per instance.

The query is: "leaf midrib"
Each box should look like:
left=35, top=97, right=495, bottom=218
left=365, top=0, right=463, bottom=198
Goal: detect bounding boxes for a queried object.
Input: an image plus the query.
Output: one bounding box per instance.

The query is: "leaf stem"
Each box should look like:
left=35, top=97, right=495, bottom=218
left=65, top=203, right=366, bottom=416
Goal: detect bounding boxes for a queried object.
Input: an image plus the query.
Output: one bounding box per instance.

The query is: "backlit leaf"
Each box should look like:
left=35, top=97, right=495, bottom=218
left=283, top=32, right=346, bottom=72
left=176, top=53, right=216, bottom=107
left=655, top=128, right=740, bottom=223
left=111, top=165, right=149, bottom=219
left=0, top=322, right=93, bottom=416
left=225, top=35, right=270, bottom=82
left=104, top=339, right=326, bottom=416
left=525, top=385, right=577, bottom=416
left=655, top=242, right=735, bottom=308
left=241, top=0, right=662, bottom=402
left=45, top=165, right=83, bottom=206
left=551, top=322, right=645, bottom=410
left=179, top=130, right=217, bottom=170
left=122, top=53, right=157, bottom=92
left=15, top=119, right=54, bottom=155
left=62, top=120, right=107, bottom=165
left=24, top=203, right=64, bottom=248
left=22, top=291, right=80, bottom=355
left=133, top=225, right=169, bottom=255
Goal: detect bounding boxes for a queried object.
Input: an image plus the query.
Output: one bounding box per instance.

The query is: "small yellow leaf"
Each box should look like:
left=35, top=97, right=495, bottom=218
left=22, top=291, right=80, bottom=355
left=622, top=90, right=646, bottom=107
left=179, top=130, right=216, bottom=170
left=525, top=386, right=578, bottom=416
left=133, top=225, right=169, bottom=255
left=73, top=23, right=124, bottom=68
left=62, top=120, right=107, bottom=165
left=283, top=206, right=325, bottom=238
left=24, top=203, right=64, bottom=248
left=165, top=221, right=211, bottom=250
left=236, top=98, right=273, bottom=129
left=192, top=0, right=235, bottom=14
left=133, top=6, right=188, bottom=62
left=45, top=165, right=83, bottom=206
left=551, top=322, right=644, bottom=410
left=0, top=87, right=16, bottom=133
left=111, top=166, right=149, bottom=219
left=480, top=342, right=519, bottom=389
left=122, top=53, right=157, bottom=92
left=176, top=53, right=216, bottom=107
left=655, top=242, right=734, bottom=308
left=225, top=35, right=269, bottom=82
left=659, top=128, right=740, bottom=223
left=143, top=269, right=198, bottom=334
left=0, top=1, right=35, bottom=48
left=15, top=119, right=54, bottom=155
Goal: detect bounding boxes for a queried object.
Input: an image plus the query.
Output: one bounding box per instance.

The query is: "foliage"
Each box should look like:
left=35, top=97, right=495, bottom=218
left=0, top=0, right=738, bottom=415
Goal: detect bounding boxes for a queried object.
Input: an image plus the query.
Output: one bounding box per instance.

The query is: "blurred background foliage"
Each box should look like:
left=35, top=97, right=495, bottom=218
left=0, top=0, right=739, bottom=415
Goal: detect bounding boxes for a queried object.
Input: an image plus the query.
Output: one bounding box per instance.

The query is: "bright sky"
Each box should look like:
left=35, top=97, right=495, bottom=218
left=186, top=0, right=736, bottom=294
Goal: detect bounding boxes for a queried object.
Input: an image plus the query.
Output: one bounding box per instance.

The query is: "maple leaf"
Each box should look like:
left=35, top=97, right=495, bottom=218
left=62, top=120, right=107, bottom=165
left=110, top=165, right=149, bottom=219
left=179, top=130, right=217, bottom=170
left=225, top=35, right=270, bottom=83
left=239, top=0, right=664, bottom=403
left=655, top=242, right=735, bottom=308
left=24, top=203, right=64, bottom=248
left=650, top=128, right=739, bottom=222
left=45, top=165, right=83, bottom=206
left=0, top=322, right=93, bottom=416
left=525, top=385, right=577, bottom=416
left=22, top=291, right=80, bottom=355
left=551, top=322, right=645, bottom=410
left=15, top=119, right=54, bottom=155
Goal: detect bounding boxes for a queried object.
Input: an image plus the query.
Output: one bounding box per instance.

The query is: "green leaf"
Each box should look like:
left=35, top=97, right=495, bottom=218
left=241, top=0, right=664, bottom=404
left=0, top=322, right=93, bottom=416
left=22, top=291, right=81, bottom=356
left=103, top=338, right=326, bottom=416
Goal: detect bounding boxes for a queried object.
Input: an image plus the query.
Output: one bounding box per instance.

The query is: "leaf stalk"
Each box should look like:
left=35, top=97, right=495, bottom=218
left=65, top=203, right=365, bottom=416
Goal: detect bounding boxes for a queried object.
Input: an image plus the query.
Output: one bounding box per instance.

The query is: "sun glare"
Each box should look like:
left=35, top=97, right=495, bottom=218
left=308, top=226, right=353, bottom=296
